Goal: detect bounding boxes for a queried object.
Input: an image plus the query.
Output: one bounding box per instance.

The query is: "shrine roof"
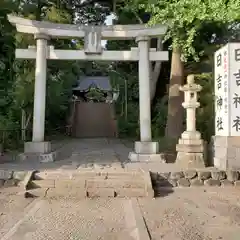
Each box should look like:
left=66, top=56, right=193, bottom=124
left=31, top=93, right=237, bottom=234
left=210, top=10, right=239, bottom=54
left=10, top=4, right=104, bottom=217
left=73, top=76, right=112, bottom=92
left=7, top=15, right=167, bottom=39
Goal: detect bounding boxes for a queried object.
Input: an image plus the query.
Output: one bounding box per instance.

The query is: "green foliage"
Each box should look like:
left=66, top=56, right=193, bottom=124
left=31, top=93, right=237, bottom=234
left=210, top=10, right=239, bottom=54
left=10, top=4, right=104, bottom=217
left=108, top=68, right=140, bottom=138
left=195, top=73, right=214, bottom=142
left=0, top=0, right=18, bottom=148
left=85, top=88, right=106, bottom=102
left=152, top=94, right=168, bottom=138
left=125, top=0, right=240, bottom=61
left=0, top=0, right=111, bottom=150
left=151, top=73, right=214, bottom=143
left=44, top=6, right=72, bottom=23
left=0, top=0, right=237, bottom=152
left=0, top=1, right=15, bottom=115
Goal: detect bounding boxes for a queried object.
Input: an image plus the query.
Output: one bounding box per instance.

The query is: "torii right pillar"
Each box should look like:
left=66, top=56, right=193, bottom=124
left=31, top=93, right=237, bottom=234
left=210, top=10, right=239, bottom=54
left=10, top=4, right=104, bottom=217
left=176, top=75, right=206, bottom=168
left=128, top=36, right=162, bottom=162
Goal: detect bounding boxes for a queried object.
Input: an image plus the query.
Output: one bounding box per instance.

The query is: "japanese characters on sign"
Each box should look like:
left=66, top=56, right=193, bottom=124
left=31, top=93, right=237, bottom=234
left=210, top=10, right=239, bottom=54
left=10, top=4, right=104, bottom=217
left=229, top=43, right=240, bottom=135
left=235, top=48, right=240, bottom=62
left=215, top=43, right=240, bottom=136
left=214, top=45, right=229, bottom=136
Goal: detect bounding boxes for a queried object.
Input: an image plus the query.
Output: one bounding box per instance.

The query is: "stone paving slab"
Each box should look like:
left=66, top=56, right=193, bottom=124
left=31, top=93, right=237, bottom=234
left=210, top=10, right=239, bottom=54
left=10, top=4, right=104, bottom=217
left=0, top=138, right=215, bottom=174
left=1, top=198, right=149, bottom=240
left=0, top=138, right=130, bottom=172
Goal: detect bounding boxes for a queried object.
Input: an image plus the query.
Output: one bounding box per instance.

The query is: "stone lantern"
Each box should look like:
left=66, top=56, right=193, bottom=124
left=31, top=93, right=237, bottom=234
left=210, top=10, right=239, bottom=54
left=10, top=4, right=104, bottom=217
left=176, top=74, right=206, bottom=168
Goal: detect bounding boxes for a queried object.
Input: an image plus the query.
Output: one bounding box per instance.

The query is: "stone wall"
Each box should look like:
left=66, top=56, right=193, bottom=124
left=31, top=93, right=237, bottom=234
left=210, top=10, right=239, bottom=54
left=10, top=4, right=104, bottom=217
left=151, top=169, right=240, bottom=188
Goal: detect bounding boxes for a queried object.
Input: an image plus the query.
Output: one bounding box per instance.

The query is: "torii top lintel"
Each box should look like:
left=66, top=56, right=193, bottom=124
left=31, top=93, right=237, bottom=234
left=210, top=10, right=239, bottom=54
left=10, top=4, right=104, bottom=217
left=7, top=15, right=167, bottom=40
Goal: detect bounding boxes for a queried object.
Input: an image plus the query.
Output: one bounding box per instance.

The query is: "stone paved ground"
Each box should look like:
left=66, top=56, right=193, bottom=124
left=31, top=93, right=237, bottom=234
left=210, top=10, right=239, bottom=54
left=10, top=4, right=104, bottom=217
left=1, top=187, right=240, bottom=239
left=1, top=138, right=240, bottom=240
left=0, top=138, right=215, bottom=173
left=0, top=138, right=130, bottom=171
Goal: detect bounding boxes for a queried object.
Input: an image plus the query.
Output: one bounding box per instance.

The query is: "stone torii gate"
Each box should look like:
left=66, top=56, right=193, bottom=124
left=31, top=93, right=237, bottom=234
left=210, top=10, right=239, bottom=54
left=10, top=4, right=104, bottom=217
left=8, top=15, right=169, bottom=162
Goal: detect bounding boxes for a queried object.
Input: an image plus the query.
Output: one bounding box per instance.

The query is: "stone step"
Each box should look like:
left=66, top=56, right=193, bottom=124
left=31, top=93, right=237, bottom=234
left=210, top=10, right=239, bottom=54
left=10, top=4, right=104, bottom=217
left=85, top=178, right=145, bottom=189
left=25, top=188, right=48, bottom=198
left=25, top=187, right=151, bottom=199
left=34, top=171, right=72, bottom=180
left=30, top=179, right=55, bottom=189
left=46, top=188, right=86, bottom=199
left=115, top=188, right=149, bottom=197
left=34, top=170, right=144, bottom=180
left=30, top=178, right=147, bottom=190
left=29, top=170, right=154, bottom=198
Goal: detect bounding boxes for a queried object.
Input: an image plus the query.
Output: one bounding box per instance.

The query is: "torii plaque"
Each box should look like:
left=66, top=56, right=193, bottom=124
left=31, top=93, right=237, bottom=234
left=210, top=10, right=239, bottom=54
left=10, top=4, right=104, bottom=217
left=84, top=26, right=102, bottom=54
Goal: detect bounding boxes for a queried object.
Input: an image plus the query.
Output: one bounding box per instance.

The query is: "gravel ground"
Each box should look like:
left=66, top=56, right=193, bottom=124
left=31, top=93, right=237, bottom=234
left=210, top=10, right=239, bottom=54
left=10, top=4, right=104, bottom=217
left=0, top=188, right=34, bottom=238
left=0, top=196, right=141, bottom=240
left=1, top=187, right=240, bottom=240
left=139, top=187, right=240, bottom=240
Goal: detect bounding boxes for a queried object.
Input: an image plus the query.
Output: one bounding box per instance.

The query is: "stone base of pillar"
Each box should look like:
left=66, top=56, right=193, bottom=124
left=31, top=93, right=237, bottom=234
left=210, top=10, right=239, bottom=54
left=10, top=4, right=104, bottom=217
left=211, top=136, right=240, bottom=170
left=176, top=133, right=206, bottom=168
left=24, top=141, right=51, bottom=153
left=134, top=141, right=159, bottom=154
left=128, top=152, right=166, bottom=162
left=128, top=141, right=166, bottom=162
left=175, top=151, right=205, bottom=168
left=19, top=141, right=57, bottom=163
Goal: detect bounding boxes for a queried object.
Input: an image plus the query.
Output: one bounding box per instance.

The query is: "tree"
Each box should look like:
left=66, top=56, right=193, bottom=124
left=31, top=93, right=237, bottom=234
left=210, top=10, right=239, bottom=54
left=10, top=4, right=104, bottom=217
left=124, top=0, right=240, bottom=139
left=0, top=0, right=16, bottom=119
left=0, top=0, right=112, bottom=148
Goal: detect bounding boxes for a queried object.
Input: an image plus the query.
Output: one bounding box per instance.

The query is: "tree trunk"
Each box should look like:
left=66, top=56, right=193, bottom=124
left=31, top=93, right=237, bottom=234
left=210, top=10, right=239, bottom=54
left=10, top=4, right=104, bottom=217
left=150, top=38, right=162, bottom=101
left=36, top=0, right=42, bottom=20
left=165, top=46, right=184, bottom=139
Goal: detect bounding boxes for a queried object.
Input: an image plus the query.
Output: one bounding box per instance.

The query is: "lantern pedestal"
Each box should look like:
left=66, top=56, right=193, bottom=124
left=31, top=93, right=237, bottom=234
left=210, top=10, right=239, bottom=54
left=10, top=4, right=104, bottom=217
left=176, top=132, right=206, bottom=168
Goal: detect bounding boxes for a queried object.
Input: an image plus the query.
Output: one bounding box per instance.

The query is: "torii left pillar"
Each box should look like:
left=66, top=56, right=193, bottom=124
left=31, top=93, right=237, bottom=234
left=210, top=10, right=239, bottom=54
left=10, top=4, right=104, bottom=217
left=23, top=34, right=56, bottom=162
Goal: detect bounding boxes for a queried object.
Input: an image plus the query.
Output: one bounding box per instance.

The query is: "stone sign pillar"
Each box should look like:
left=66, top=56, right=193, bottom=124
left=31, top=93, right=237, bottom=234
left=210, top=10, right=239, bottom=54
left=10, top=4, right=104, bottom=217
left=23, top=34, right=55, bottom=161
left=212, top=43, right=240, bottom=170
left=129, top=36, right=161, bottom=162
left=176, top=75, right=206, bottom=168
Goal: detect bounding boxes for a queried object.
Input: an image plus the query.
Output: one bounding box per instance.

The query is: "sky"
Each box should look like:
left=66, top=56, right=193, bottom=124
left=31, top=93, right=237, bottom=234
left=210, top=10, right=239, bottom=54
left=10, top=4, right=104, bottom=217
left=105, top=13, right=115, bottom=25
left=101, top=13, right=115, bottom=46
